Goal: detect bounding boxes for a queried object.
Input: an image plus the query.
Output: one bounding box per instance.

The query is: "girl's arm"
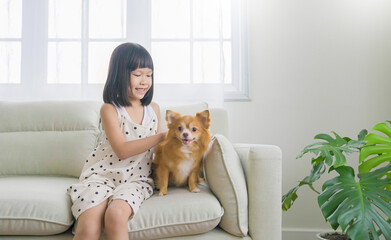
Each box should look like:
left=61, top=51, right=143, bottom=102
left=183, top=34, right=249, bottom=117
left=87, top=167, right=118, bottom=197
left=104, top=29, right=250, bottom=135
left=100, top=103, right=165, bottom=159
left=150, top=101, right=162, bottom=134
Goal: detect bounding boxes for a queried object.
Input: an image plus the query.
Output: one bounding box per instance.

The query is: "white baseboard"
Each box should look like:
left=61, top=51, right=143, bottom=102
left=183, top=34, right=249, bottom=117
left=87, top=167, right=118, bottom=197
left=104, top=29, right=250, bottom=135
left=282, top=228, right=330, bottom=240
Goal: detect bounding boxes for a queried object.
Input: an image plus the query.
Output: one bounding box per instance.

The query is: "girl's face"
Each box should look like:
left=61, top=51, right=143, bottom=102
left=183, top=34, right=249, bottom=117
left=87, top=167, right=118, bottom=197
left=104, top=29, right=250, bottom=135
left=128, top=67, right=153, bottom=102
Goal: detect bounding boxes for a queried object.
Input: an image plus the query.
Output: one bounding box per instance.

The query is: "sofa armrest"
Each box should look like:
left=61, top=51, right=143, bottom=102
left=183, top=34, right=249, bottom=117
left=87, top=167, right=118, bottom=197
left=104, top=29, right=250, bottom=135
left=233, top=144, right=282, bottom=240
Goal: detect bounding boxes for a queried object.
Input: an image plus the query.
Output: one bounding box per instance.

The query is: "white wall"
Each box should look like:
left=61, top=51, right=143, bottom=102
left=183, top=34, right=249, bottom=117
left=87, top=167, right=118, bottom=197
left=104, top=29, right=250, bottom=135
left=224, top=0, right=391, bottom=236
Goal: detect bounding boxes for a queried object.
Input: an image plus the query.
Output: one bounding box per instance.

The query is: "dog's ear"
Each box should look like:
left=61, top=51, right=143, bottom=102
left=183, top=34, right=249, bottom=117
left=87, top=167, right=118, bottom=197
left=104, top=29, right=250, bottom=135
left=166, top=110, right=181, bottom=124
left=196, top=110, right=210, bottom=129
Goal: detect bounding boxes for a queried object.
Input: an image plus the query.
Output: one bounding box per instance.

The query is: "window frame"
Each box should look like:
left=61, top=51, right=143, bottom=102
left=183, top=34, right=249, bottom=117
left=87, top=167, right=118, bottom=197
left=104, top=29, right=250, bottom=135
left=0, top=0, right=250, bottom=102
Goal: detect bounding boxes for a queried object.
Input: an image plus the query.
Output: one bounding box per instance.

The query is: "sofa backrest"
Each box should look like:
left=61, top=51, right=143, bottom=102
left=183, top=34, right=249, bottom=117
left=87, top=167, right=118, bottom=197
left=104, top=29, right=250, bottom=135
left=0, top=101, right=229, bottom=178
left=0, top=101, right=102, bottom=177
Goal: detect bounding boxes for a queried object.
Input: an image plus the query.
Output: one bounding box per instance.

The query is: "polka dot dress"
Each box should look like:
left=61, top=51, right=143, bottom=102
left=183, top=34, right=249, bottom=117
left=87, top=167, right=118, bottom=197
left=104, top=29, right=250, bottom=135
left=67, top=104, right=158, bottom=220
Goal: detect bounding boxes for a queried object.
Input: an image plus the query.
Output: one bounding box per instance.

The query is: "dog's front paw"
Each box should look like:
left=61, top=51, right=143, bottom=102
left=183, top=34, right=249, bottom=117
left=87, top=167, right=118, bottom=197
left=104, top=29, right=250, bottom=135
left=190, top=187, right=200, bottom=193
left=158, top=190, right=167, bottom=196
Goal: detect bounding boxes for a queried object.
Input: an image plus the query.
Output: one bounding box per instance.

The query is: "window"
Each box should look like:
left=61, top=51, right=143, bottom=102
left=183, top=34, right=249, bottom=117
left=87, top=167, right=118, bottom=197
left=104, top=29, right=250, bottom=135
left=48, top=0, right=126, bottom=84
left=0, top=0, right=249, bottom=102
left=0, top=0, right=22, bottom=84
left=152, top=0, right=232, bottom=85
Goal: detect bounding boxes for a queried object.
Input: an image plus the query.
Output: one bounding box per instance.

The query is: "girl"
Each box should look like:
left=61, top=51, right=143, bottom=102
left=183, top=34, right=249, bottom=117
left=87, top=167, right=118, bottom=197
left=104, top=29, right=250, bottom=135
left=68, top=42, right=165, bottom=240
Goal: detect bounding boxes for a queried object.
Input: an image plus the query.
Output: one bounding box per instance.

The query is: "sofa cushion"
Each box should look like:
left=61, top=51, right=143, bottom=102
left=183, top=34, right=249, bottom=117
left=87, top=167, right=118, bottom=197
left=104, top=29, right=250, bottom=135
left=0, top=176, right=77, bottom=235
left=73, top=184, right=224, bottom=239
left=0, top=101, right=102, bottom=177
left=204, top=134, right=248, bottom=237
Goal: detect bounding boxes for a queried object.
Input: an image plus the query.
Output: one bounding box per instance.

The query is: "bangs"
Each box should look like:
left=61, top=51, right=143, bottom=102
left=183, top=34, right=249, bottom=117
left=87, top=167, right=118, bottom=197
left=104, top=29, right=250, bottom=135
left=129, top=46, right=154, bottom=71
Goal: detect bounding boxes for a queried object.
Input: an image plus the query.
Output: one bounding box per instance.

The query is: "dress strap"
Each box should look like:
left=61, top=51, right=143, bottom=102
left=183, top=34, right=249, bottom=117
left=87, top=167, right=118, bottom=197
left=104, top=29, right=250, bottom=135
left=142, top=105, right=157, bottom=126
left=113, top=104, right=123, bottom=124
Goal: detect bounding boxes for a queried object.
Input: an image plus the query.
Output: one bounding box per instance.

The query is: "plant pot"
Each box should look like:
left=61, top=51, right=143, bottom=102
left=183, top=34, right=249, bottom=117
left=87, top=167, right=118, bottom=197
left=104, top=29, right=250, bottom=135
left=316, top=232, right=351, bottom=240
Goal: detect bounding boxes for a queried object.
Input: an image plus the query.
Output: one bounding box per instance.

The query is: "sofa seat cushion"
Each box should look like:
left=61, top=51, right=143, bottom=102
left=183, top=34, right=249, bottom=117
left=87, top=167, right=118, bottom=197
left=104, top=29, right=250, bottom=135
left=73, top=184, right=224, bottom=239
left=0, top=176, right=77, bottom=235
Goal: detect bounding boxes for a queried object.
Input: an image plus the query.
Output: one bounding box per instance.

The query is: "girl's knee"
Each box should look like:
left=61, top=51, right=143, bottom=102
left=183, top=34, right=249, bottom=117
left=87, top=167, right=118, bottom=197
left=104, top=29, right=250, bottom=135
left=105, top=200, right=133, bottom=226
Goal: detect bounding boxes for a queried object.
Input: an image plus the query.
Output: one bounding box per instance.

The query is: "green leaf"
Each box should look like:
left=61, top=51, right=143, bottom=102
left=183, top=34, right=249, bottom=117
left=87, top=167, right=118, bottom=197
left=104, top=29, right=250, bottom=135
left=359, top=153, right=391, bottom=173
left=282, top=162, right=325, bottom=211
left=299, top=161, right=325, bottom=186
left=311, top=155, right=325, bottom=165
left=360, top=146, right=391, bottom=162
left=297, top=132, right=365, bottom=168
left=358, top=129, right=368, bottom=141
left=372, top=122, right=391, bottom=138
left=332, top=149, right=346, bottom=167
left=359, top=121, right=391, bottom=174
left=282, top=186, right=299, bottom=211
left=315, top=133, right=339, bottom=143
left=318, top=165, right=391, bottom=240
left=365, top=133, right=391, bottom=145
left=331, top=131, right=348, bottom=146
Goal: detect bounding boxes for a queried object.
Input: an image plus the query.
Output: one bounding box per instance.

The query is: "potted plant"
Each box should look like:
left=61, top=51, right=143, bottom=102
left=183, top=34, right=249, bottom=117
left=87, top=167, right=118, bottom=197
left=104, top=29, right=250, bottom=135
left=282, top=121, right=391, bottom=240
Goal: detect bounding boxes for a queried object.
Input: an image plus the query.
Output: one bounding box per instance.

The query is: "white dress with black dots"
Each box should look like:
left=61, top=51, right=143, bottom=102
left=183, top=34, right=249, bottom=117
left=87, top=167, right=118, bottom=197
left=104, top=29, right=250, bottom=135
left=67, top=104, right=158, bottom=220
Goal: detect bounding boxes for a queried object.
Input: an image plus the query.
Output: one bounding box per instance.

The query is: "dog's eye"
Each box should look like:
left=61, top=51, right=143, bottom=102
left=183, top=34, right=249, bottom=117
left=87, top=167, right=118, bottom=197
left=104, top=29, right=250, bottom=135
left=192, top=127, right=197, bottom=132
left=178, top=126, right=182, bottom=131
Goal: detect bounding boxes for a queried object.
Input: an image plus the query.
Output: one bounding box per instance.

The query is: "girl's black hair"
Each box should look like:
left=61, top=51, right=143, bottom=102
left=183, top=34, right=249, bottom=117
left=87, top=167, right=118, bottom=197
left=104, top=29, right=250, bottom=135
left=103, top=42, right=154, bottom=107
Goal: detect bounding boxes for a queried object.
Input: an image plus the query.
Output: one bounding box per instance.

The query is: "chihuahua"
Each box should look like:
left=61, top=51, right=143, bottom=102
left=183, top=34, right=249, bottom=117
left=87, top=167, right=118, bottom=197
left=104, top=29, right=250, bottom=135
left=153, top=110, right=211, bottom=196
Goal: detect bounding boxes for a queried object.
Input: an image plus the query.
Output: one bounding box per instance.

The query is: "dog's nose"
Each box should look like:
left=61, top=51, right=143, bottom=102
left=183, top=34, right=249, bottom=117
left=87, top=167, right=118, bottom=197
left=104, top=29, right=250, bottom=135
left=183, top=133, right=189, bottom=138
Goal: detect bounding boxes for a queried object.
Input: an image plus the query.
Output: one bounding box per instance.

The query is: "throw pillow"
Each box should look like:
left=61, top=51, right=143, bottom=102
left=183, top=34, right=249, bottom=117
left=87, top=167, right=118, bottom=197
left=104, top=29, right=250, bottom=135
left=204, top=134, right=248, bottom=237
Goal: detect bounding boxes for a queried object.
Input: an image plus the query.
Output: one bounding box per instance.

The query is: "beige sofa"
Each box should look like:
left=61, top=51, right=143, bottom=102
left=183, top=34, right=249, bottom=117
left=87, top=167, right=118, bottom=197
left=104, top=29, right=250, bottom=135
left=0, top=101, right=282, bottom=240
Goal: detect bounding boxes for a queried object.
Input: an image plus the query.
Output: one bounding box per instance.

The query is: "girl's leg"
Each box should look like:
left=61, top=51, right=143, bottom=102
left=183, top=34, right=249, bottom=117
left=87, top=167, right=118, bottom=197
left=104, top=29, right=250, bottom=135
left=73, top=199, right=108, bottom=240
left=104, top=199, right=133, bottom=240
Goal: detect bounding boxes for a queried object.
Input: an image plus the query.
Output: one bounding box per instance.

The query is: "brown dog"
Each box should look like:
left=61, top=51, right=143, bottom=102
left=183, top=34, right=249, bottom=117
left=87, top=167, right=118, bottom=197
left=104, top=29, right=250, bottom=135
left=153, top=110, right=211, bottom=196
